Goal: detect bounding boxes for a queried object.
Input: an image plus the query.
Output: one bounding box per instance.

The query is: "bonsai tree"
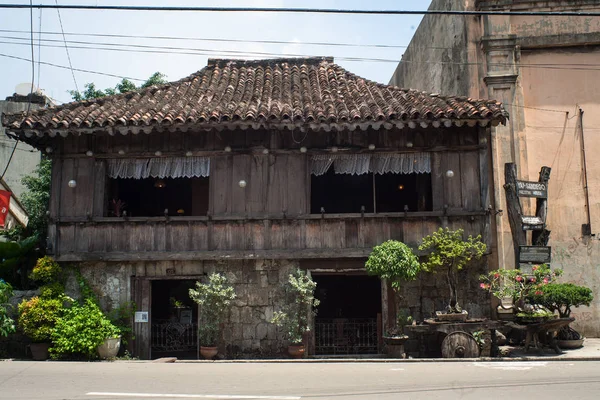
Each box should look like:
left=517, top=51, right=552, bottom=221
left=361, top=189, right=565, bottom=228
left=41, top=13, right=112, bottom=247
left=0, top=279, right=16, bottom=337
left=480, top=264, right=561, bottom=313
left=189, top=273, right=236, bottom=347
left=365, top=240, right=420, bottom=335
left=271, top=269, right=319, bottom=345
left=529, top=283, right=593, bottom=340
left=419, top=228, right=486, bottom=314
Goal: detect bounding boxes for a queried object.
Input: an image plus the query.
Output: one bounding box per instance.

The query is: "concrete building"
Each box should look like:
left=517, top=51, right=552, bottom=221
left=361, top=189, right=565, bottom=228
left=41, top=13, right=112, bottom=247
left=0, top=93, right=47, bottom=199
left=390, top=0, right=600, bottom=336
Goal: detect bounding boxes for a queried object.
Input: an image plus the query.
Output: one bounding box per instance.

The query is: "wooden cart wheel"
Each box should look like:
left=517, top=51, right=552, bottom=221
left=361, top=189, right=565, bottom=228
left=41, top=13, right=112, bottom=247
left=441, top=331, right=480, bottom=358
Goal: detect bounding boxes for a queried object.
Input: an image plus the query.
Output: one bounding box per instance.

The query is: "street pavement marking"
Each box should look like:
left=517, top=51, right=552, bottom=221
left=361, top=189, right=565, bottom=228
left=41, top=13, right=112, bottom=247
left=87, top=392, right=301, bottom=399
left=472, top=361, right=548, bottom=371
left=390, top=368, right=405, bottom=371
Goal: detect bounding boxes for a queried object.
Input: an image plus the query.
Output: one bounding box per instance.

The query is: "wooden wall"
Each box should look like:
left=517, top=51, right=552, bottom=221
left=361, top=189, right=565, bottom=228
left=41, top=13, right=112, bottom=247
left=48, top=125, right=490, bottom=259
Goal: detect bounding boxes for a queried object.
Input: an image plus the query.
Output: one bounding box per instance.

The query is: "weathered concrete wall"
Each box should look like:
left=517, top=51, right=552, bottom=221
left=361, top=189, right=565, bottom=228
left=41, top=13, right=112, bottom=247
left=520, top=48, right=600, bottom=337
left=388, top=0, right=483, bottom=98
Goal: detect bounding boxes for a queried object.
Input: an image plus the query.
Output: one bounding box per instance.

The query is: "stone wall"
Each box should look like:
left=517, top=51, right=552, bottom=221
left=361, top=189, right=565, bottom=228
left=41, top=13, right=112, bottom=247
left=70, top=257, right=491, bottom=358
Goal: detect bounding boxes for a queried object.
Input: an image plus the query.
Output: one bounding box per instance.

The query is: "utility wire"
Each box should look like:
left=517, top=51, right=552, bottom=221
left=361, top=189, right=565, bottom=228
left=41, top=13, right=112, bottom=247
left=0, top=28, right=417, bottom=50
left=36, top=9, right=42, bottom=89
left=1, top=4, right=600, bottom=16
left=0, top=53, right=145, bottom=81
left=55, top=0, right=79, bottom=93
left=1, top=0, right=35, bottom=181
left=3, top=38, right=600, bottom=72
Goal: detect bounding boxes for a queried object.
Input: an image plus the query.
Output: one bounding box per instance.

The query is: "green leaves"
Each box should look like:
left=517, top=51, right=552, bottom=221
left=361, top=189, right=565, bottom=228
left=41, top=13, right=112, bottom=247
left=419, top=228, right=486, bottom=273
left=529, top=283, right=593, bottom=318
left=0, top=280, right=15, bottom=337
left=50, top=298, right=121, bottom=360
left=189, top=273, right=236, bottom=346
left=365, top=240, right=420, bottom=290
left=69, top=72, right=168, bottom=101
left=17, top=296, right=64, bottom=342
left=270, top=269, right=319, bottom=344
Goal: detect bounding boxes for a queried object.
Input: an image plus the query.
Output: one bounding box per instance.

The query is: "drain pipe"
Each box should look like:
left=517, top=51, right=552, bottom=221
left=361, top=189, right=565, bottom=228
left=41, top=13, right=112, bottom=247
left=579, top=108, right=592, bottom=237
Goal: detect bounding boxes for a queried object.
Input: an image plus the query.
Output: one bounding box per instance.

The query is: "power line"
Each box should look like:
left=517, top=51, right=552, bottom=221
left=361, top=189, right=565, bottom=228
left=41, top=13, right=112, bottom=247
left=3, top=37, right=600, bottom=72
left=0, top=53, right=145, bottom=81
left=0, top=28, right=415, bottom=50
left=1, top=4, right=600, bottom=16
left=55, top=0, right=79, bottom=93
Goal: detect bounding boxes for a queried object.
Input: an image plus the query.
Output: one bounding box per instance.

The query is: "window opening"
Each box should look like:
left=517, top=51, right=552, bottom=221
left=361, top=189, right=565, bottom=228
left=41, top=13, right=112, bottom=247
left=107, top=177, right=209, bottom=217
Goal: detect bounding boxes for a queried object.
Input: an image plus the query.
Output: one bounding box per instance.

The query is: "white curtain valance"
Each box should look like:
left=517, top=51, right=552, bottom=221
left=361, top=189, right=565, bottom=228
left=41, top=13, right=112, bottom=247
left=310, top=153, right=431, bottom=176
left=107, top=157, right=210, bottom=179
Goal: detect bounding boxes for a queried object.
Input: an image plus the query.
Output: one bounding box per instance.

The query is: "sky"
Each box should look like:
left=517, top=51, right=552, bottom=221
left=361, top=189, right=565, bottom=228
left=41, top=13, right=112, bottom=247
left=0, top=0, right=426, bottom=104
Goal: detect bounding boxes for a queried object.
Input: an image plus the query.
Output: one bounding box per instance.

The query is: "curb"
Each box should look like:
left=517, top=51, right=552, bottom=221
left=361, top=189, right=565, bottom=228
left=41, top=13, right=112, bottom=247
left=174, top=356, right=600, bottom=363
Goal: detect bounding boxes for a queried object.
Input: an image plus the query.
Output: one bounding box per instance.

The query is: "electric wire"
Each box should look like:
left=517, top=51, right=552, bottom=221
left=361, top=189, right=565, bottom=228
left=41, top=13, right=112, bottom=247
left=55, top=0, right=79, bottom=93
left=1, top=4, right=600, bottom=16
left=0, top=0, right=35, bottom=181
left=3, top=38, right=600, bottom=72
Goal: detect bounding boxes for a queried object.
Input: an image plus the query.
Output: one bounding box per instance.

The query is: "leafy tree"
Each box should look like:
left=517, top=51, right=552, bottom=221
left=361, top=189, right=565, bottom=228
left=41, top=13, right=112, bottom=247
left=3, top=159, right=51, bottom=242
left=419, top=228, right=486, bottom=314
left=0, top=236, right=38, bottom=288
left=68, top=72, right=167, bottom=101
left=365, top=240, right=420, bottom=291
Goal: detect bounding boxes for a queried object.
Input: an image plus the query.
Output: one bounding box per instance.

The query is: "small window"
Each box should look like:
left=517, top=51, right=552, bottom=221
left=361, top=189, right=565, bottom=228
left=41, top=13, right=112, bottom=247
left=107, top=177, right=209, bottom=217
left=311, top=167, right=432, bottom=214
left=311, top=168, right=373, bottom=214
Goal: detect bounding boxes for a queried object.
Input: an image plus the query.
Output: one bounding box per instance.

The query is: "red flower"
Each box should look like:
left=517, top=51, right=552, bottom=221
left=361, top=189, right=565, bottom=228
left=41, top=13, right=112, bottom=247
left=532, top=265, right=538, bottom=271
left=516, top=275, right=523, bottom=282
left=494, top=273, right=500, bottom=279
left=543, top=278, right=549, bottom=284
left=530, top=277, right=536, bottom=283
left=535, top=291, right=543, bottom=295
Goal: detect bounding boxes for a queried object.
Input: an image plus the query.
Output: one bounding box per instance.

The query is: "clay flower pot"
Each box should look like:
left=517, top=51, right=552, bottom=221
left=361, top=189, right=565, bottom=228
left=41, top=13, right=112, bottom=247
left=200, top=346, right=218, bottom=360
left=287, top=344, right=305, bottom=359
left=29, top=343, right=50, bottom=361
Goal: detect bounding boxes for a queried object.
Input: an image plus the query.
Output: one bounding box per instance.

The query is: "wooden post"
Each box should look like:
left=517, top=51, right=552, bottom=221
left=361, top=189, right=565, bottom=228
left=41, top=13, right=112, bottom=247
left=504, top=163, right=527, bottom=266
left=532, top=166, right=551, bottom=246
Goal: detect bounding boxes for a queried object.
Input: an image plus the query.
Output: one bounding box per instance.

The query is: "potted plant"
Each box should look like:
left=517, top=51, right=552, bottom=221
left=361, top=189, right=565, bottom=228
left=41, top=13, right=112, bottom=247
left=50, top=298, right=121, bottom=360
left=419, top=228, right=486, bottom=321
left=529, top=283, right=593, bottom=348
left=480, top=264, right=562, bottom=321
left=17, top=296, right=64, bottom=360
left=189, top=273, right=236, bottom=360
left=270, top=269, right=319, bottom=358
left=365, top=240, right=420, bottom=357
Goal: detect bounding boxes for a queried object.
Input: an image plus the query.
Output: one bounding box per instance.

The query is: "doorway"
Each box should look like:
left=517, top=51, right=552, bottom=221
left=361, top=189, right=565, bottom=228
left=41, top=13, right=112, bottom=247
left=150, top=279, right=198, bottom=359
left=312, top=274, right=382, bottom=355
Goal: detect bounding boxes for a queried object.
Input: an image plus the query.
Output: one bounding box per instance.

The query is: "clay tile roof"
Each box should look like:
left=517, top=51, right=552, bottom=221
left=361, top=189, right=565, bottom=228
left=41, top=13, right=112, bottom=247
left=2, top=57, right=507, bottom=134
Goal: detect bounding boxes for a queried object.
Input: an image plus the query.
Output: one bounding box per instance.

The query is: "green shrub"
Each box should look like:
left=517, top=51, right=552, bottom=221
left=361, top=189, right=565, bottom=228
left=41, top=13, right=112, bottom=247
left=270, top=269, right=319, bottom=344
left=39, top=282, right=65, bottom=299
left=18, top=296, right=64, bottom=342
left=529, top=283, right=593, bottom=318
left=189, top=273, right=236, bottom=346
left=365, top=240, right=420, bottom=291
left=30, top=256, right=62, bottom=285
left=50, top=299, right=120, bottom=360
left=0, top=279, right=16, bottom=337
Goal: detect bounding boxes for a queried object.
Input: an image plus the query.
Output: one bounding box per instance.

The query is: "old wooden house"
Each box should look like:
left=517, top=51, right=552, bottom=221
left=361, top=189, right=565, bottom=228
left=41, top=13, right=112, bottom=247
left=2, top=57, right=506, bottom=359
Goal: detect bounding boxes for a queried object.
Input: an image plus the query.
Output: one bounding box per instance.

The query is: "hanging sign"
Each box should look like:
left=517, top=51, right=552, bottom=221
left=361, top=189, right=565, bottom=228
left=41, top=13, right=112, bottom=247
left=519, top=246, right=551, bottom=264
left=516, top=180, right=547, bottom=198
left=0, top=190, right=10, bottom=228
left=521, top=216, right=545, bottom=231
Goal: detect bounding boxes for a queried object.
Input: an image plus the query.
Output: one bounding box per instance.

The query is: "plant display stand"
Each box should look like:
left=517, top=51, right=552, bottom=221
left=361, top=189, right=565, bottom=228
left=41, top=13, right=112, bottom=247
left=406, top=319, right=504, bottom=358
left=506, top=317, right=574, bottom=353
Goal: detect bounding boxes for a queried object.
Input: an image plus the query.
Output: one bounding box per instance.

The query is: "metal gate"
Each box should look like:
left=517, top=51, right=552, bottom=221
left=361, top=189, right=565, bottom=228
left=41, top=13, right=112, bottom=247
left=315, top=318, right=379, bottom=355
left=151, top=320, right=197, bottom=353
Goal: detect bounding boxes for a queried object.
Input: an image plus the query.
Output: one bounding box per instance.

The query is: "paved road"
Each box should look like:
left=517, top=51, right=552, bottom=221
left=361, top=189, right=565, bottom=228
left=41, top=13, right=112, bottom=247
left=1, top=360, right=599, bottom=400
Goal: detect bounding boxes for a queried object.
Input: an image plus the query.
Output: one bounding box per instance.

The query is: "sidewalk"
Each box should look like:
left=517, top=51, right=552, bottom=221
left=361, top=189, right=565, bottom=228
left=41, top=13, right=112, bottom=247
left=172, top=338, right=600, bottom=363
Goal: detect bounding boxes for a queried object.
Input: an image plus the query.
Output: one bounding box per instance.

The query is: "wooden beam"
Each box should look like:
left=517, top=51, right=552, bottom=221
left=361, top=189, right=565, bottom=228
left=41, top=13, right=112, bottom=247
left=56, top=248, right=374, bottom=262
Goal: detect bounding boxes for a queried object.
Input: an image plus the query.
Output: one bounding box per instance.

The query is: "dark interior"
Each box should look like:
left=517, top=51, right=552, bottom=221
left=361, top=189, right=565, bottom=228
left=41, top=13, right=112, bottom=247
left=107, top=177, right=209, bottom=217
left=313, top=275, right=381, bottom=319
left=311, top=167, right=432, bottom=214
